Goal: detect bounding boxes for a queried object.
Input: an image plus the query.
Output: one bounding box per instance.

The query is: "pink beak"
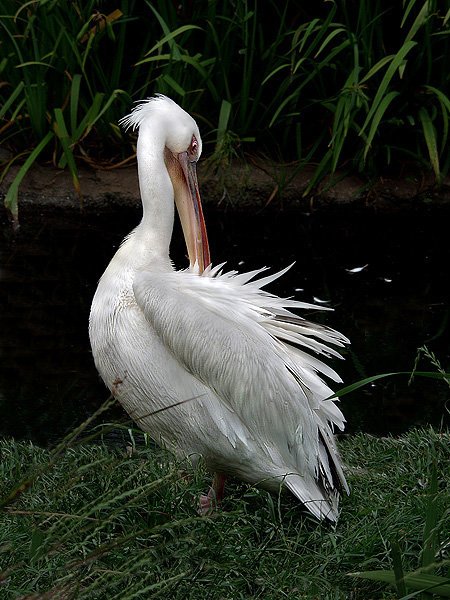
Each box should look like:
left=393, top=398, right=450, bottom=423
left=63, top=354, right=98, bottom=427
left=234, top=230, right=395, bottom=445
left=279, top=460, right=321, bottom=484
left=174, top=151, right=210, bottom=273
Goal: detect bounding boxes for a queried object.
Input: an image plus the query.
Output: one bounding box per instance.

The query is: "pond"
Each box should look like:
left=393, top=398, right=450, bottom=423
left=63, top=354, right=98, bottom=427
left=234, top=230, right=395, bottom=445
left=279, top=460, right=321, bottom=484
left=1, top=201, right=449, bottom=446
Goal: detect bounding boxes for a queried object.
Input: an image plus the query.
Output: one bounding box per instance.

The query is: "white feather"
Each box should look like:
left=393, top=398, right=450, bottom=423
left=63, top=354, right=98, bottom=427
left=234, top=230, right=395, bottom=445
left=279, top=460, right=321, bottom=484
left=89, top=95, right=349, bottom=521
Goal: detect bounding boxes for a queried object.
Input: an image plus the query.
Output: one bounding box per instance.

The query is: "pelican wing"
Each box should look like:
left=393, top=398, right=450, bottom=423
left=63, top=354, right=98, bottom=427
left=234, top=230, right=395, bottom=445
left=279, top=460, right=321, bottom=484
left=134, top=265, right=348, bottom=499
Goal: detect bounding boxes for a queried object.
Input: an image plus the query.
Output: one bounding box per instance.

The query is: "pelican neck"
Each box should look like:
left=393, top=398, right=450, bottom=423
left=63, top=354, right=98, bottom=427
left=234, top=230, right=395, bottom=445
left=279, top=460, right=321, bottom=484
left=135, top=123, right=175, bottom=260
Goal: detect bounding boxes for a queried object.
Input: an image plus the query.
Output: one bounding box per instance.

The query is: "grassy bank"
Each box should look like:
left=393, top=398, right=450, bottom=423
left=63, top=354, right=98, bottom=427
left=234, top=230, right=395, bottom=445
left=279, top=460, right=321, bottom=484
left=1, top=1, right=450, bottom=218
left=1, top=425, right=449, bottom=599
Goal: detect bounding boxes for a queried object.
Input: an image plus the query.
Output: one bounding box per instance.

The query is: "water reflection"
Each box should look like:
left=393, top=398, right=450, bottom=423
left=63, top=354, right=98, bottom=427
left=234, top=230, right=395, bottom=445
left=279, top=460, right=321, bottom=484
left=1, top=204, right=449, bottom=444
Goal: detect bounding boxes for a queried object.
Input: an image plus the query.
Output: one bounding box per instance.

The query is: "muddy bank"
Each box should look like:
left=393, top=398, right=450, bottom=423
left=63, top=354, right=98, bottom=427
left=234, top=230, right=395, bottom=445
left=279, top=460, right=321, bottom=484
left=2, top=160, right=450, bottom=218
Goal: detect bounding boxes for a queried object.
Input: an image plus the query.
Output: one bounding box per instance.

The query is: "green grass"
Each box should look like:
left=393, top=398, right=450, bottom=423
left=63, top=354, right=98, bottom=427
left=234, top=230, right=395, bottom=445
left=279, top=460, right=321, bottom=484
left=1, top=1, right=450, bottom=218
left=1, top=420, right=450, bottom=599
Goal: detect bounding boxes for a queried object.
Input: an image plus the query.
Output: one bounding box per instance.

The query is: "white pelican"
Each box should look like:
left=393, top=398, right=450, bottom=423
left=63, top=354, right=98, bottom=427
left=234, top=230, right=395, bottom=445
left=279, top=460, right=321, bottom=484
left=89, top=95, right=349, bottom=520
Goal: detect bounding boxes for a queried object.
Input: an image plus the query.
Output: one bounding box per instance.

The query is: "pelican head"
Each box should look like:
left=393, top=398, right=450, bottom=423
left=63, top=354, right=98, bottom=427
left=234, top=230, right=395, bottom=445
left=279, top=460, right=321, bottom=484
left=120, top=95, right=210, bottom=272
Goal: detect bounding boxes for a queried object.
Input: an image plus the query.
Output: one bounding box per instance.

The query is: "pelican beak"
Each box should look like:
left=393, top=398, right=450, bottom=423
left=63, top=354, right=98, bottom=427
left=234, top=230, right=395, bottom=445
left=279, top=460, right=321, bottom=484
left=174, top=151, right=210, bottom=273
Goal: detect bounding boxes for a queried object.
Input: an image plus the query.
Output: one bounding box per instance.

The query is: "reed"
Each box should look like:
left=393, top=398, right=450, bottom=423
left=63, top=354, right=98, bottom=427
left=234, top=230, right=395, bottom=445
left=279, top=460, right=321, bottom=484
left=1, top=0, right=450, bottom=217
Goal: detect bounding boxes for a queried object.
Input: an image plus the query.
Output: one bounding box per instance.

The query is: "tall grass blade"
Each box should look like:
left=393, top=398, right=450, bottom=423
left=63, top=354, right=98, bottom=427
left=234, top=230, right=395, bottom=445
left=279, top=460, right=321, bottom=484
left=54, top=108, right=81, bottom=197
left=85, top=89, right=128, bottom=134
left=70, top=73, right=82, bottom=136
left=4, top=130, right=54, bottom=224
left=314, top=27, right=346, bottom=58
left=216, top=99, right=232, bottom=149
left=144, top=25, right=202, bottom=57
left=145, top=2, right=194, bottom=62
left=161, top=75, right=185, bottom=96
left=178, top=53, right=210, bottom=78
left=444, top=8, right=450, bottom=25
left=359, top=55, right=398, bottom=85
left=425, top=86, right=450, bottom=153
left=16, top=60, right=56, bottom=69
left=262, top=63, right=289, bottom=85
left=391, top=540, right=407, bottom=597
left=418, top=107, right=440, bottom=179
left=364, top=91, right=400, bottom=161
left=360, top=40, right=417, bottom=135
left=403, top=0, right=432, bottom=43
left=72, top=92, right=104, bottom=140
left=302, top=149, right=333, bottom=196
left=349, top=571, right=450, bottom=597
left=422, top=462, right=439, bottom=572
left=328, top=370, right=450, bottom=400
left=401, top=0, right=420, bottom=27
left=1, top=0, right=449, bottom=210
left=269, top=91, right=298, bottom=128
left=0, top=81, right=24, bottom=120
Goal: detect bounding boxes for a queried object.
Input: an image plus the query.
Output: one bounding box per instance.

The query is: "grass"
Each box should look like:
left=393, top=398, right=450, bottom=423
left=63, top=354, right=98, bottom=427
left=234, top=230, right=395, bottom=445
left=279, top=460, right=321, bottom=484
left=1, top=413, right=450, bottom=599
left=1, top=1, right=450, bottom=218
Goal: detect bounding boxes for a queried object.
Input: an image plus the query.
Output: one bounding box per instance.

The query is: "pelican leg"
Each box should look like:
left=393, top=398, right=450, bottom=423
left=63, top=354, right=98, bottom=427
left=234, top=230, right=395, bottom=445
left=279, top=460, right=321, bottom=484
left=199, top=473, right=227, bottom=515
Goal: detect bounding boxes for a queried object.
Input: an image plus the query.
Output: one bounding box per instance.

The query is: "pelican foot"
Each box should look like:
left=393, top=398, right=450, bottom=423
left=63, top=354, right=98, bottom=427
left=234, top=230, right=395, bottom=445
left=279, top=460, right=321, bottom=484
left=199, top=491, right=217, bottom=516
left=198, top=473, right=227, bottom=516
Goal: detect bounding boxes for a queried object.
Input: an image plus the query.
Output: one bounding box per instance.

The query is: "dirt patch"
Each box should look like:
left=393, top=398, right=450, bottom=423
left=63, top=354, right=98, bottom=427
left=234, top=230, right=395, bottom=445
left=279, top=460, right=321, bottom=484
left=1, top=160, right=449, bottom=217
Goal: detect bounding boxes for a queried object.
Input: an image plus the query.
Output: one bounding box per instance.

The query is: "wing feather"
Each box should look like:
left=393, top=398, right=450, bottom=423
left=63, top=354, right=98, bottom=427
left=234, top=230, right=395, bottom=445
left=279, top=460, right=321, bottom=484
left=133, top=264, right=349, bottom=509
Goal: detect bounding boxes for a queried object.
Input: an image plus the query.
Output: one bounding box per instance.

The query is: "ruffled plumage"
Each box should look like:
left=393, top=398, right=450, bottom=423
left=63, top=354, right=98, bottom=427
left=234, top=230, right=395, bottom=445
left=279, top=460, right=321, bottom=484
left=90, top=95, right=349, bottom=521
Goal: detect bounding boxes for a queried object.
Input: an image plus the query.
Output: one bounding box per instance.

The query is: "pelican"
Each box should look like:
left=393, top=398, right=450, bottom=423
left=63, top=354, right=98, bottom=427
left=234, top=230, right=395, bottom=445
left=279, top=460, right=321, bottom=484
left=89, top=95, right=349, bottom=520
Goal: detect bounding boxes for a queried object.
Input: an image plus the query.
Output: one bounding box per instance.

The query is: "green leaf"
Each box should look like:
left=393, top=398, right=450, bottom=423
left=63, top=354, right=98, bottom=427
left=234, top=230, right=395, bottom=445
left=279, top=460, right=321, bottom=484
left=73, top=92, right=104, bottom=140
left=359, top=55, right=396, bottom=85
left=364, top=91, right=400, bottom=161
left=145, top=0, right=200, bottom=62
left=444, top=8, right=450, bottom=25
left=328, top=371, right=450, bottom=400
left=145, top=24, right=202, bottom=57
left=70, top=74, right=82, bottom=137
left=401, top=0, right=420, bottom=28
left=216, top=99, right=232, bottom=148
left=293, top=19, right=320, bottom=53
left=15, top=61, right=56, bottom=69
left=360, top=41, right=417, bottom=136
left=424, top=85, right=450, bottom=154
left=0, top=80, right=24, bottom=120
left=83, top=89, right=127, bottom=134
left=422, top=462, right=439, bottom=571
left=404, top=1, right=432, bottom=43
left=391, top=540, right=407, bottom=598
left=302, top=148, right=334, bottom=196
left=262, top=64, right=289, bottom=85
left=54, top=108, right=81, bottom=197
left=295, top=3, right=337, bottom=56
left=314, top=27, right=346, bottom=58
left=160, top=74, right=185, bottom=96
left=349, top=570, right=450, bottom=597
left=179, top=53, right=210, bottom=74
left=4, top=130, right=55, bottom=223
left=29, top=528, right=46, bottom=564
left=269, top=91, right=298, bottom=127
left=135, top=52, right=172, bottom=66
left=418, top=107, right=440, bottom=179
left=316, top=39, right=352, bottom=72
left=424, top=86, right=450, bottom=115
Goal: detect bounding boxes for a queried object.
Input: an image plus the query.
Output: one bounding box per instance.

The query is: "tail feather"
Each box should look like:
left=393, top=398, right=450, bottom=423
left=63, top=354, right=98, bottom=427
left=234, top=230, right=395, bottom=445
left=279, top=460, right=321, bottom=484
left=318, top=427, right=350, bottom=495
left=284, top=473, right=339, bottom=521
left=283, top=428, right=348, bottom=521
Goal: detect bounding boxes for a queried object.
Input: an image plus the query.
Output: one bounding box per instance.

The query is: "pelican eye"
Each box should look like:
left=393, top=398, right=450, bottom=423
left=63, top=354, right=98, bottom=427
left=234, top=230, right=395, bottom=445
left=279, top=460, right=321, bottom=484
left=189, top=136, right=199, bottom=160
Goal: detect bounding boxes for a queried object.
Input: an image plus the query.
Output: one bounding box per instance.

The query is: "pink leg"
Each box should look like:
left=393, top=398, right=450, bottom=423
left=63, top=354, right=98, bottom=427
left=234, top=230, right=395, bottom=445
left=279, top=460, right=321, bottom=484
left=199, top=473, right=227, bottom=515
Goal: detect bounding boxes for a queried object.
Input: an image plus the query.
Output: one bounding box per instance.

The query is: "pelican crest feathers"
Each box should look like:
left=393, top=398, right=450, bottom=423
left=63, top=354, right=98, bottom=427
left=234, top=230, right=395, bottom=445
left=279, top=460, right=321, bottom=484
left=119, top=94, right=186, bottom=132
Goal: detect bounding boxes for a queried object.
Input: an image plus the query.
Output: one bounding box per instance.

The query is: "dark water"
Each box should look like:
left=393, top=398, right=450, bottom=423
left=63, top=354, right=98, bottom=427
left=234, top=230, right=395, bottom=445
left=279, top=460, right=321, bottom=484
left=1, top=202, right=449, bottom=445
